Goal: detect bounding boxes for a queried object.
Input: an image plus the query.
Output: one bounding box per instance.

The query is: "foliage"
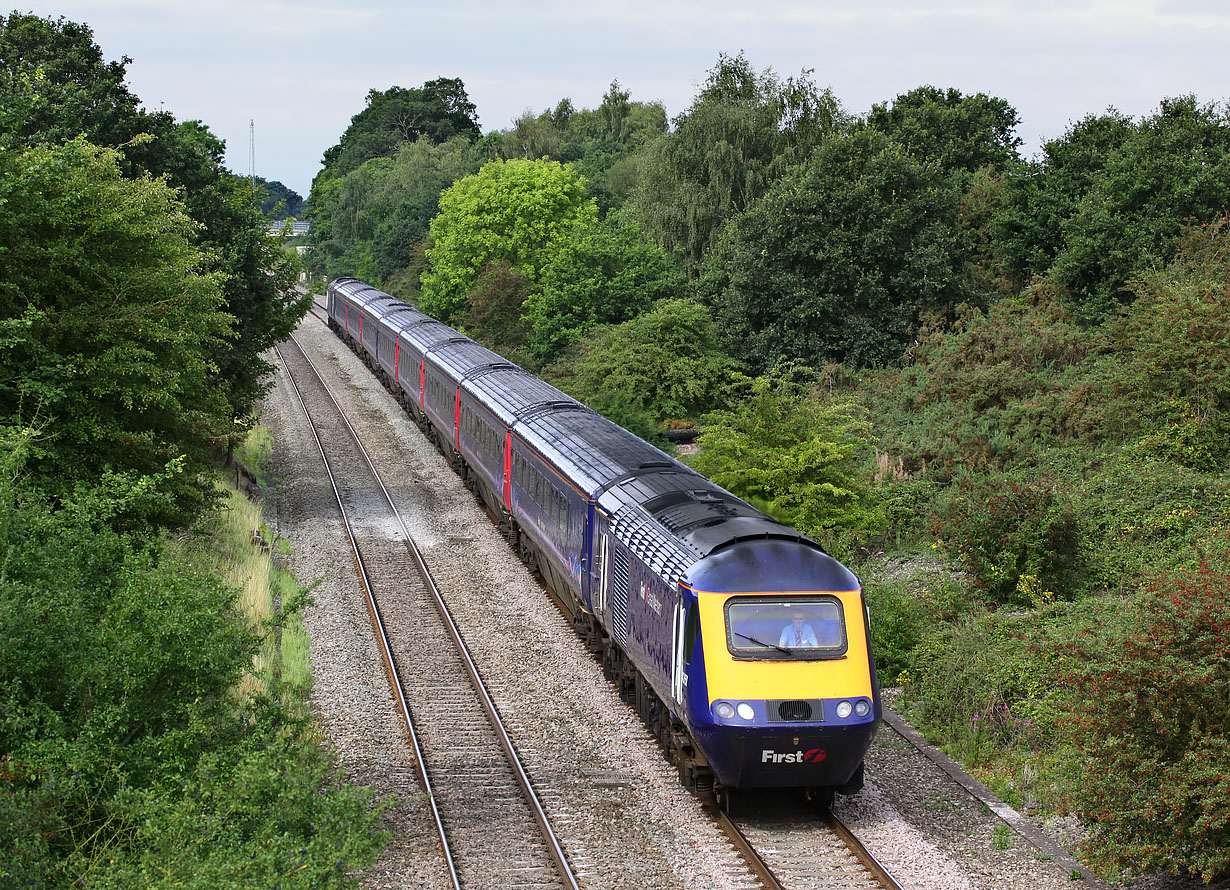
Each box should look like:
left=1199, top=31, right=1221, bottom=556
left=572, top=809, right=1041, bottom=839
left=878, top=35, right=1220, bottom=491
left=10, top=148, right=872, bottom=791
left=0, top=12, right=139, bottom=149
left=524, top=218, right=684, bottom=364
left=701, top=128, right=969, bottom=371
left=311, top=136, right=476, bottom=284
left=1, top=13, right=309, bottom=442
left=686, top=362, right=877, bottom=544
left=992, top=96, right=1230, bottom=319
left=930, top=476, right=1081, bottom=606
left=480, top=81, right=668, bottom=215
left=0, top=139, right=233, bottom=526
left=625, top=53, right=846, bottom=270
left=864, top=85, right=1022, bottom=179
left=864, top=288, right=1108, bottom=481
left=456, top=260, right=532, bottom=356
left=419, top=158, right=597, bottom=321
left=254, top=176, right=305, bottom=218
left=1109, top=220, right=1230, bottom=471
left=545, top=298, right=737, bottom=438
left=0, top=440, right=386, bottom=888
left=903, top=606, right=1065, bottom=805
left=1050, top=561, right=1230, bottom=881
left=320, top=79, right=480, bottom=179
left=991, top=111, right=1135, bottom=285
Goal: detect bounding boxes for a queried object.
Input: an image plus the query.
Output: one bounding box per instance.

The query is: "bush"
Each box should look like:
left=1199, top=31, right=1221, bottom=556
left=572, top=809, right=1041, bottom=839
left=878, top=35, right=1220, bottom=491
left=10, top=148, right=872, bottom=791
left=1052, top=558, right=1230, bottom=881
left=904, top=607, right=1066, bottom=807
left=931, top=476, right=1082, bottom=605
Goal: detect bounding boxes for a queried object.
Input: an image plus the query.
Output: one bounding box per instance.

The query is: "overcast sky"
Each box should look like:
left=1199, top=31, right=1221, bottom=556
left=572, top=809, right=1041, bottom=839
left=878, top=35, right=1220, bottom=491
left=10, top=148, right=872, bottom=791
left=16, top=0, right=1230, bottom=197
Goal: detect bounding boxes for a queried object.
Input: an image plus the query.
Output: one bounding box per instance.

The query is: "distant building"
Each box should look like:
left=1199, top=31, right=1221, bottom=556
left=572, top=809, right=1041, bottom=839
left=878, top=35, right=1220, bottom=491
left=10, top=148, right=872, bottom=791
left=268, top=220, right=310, bottom=237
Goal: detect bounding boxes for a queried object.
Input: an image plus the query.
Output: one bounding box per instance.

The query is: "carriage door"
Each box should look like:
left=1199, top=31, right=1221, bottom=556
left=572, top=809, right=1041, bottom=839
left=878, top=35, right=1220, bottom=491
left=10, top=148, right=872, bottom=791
left=671, top=599, right=686, bottom=706
left=593, top=531, right=610, bottom=614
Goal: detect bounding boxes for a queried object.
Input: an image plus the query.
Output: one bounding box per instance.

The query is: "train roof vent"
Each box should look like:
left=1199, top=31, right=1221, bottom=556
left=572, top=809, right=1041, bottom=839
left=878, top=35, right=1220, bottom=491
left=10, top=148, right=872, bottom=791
left=644, top=489, right=743, bottom=535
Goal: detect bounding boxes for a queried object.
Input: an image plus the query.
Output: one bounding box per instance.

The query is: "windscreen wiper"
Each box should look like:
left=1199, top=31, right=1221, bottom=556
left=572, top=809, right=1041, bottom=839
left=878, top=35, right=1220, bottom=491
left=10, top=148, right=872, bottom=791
left=735, top=631, right=791, bottom=654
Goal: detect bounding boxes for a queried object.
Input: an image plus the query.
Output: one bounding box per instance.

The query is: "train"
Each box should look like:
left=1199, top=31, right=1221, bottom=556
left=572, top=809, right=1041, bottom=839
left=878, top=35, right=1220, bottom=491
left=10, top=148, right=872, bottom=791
left=325, top=276, right=880, bottom=805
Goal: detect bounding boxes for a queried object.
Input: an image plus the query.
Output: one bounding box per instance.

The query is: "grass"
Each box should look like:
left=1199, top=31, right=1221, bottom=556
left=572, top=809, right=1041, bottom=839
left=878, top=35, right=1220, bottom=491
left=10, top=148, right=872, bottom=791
left=195, top=477, right=312, bottom=703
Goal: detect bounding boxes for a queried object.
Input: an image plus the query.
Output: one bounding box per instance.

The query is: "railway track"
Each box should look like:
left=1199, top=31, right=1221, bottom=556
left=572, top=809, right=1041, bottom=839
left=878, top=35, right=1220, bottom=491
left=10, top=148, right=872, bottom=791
left=275, top=332, right=578, bottom=890
left=290, top=301, right=908, bottom=890
left=722, top=799, right=904, bottom=890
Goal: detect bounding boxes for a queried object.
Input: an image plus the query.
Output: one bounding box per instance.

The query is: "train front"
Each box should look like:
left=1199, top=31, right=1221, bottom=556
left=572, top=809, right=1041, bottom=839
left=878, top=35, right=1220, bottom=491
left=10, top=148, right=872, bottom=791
left=681, top=537, right=880, bottom=792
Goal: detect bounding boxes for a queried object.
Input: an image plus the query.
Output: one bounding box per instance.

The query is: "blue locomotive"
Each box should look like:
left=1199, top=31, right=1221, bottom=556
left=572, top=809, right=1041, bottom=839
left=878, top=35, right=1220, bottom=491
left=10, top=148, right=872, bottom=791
left=326, top=277, right=880, bottom=802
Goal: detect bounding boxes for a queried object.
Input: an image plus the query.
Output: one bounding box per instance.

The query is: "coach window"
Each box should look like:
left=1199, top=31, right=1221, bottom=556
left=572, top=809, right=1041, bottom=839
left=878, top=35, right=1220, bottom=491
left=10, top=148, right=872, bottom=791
left=724, top=596, right=847, bottom=660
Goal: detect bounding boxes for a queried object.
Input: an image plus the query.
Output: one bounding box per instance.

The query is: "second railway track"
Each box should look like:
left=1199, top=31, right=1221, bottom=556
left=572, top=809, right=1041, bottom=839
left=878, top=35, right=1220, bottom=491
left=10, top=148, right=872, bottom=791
left=276, top=332, right=577, bottom=890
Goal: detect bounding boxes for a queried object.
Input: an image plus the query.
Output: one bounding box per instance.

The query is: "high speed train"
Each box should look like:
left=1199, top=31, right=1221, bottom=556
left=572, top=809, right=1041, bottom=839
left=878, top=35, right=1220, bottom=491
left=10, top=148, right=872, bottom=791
left=326, top=276, right=880, bottom=804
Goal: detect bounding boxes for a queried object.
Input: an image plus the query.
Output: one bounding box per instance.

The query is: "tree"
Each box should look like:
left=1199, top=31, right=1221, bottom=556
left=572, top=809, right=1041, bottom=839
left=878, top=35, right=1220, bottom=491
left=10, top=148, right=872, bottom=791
left=625, top=53, right=846, bottom=270
left=991, top=111, right=1135, bottom=285
left=702, top=128, right=969, bottom=371
left=865, top=85, right=1023, bottom=178
left=319, top=79, right=480, bottom=179
left=686, top=362, right=876, bottom=541
left=0, top=139, right=233, bottom=524
left=0, top=12, right=139, bottom=148
left=1048, top=96, right=1230, bottom=320
left=545, top=298, right=737, bottom=438
left=254, top=177, right=306, bottom=218
left=1, top=13, right=309, bottom=444
left=419, top=158, right=597, bottom=321
left=523, top=218, right=684, bottom=364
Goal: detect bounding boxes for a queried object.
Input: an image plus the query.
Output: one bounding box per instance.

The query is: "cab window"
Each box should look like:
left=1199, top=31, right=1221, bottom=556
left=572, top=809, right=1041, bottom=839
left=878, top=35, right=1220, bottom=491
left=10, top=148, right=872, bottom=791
left=724, top=596, right=847, bottom=660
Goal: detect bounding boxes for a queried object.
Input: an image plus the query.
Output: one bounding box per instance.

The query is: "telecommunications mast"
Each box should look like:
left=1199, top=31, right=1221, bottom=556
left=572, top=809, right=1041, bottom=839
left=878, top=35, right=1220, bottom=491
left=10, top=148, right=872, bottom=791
left=248, top=119, right=256, bottom=190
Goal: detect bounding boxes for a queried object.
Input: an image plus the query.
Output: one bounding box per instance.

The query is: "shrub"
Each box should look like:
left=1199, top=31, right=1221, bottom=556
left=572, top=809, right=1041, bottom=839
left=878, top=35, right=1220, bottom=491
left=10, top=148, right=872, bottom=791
left=931, top=476, right=1082, bottom=605
left=1052, top=558, right=1230, bottom=881
left=905, top=608, right=1063, bottom=777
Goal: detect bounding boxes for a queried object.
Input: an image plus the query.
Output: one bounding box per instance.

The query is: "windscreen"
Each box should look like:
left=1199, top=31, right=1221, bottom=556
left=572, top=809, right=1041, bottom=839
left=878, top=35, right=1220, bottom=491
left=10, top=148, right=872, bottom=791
left=724, top=596, right=847, bottom=660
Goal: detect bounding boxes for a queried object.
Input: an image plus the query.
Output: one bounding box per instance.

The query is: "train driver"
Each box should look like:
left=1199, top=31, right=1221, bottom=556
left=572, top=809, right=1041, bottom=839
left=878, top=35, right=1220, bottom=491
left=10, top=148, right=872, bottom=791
left=778, top=611, right=820, bottom=648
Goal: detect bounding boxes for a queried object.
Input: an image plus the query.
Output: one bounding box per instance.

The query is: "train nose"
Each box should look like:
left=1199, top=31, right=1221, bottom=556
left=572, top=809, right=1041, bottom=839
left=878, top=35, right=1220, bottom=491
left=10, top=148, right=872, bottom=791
left=727, top=727, right=872, bottom=788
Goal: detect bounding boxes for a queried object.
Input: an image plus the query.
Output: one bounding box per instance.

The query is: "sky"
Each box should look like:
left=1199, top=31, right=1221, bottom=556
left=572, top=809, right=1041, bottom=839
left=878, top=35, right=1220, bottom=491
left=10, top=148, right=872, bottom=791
left=16, top=0, right=1230, bottom=197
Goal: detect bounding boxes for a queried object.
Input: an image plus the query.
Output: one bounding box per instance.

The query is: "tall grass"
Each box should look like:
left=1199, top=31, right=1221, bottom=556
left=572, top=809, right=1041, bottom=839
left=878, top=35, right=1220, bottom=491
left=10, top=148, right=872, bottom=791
left=193, top=480, right=312, bottom=702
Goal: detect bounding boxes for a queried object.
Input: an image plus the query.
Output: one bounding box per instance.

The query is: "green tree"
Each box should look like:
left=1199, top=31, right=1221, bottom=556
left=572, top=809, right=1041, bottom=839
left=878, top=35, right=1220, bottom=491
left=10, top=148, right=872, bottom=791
left=320, top=79, right=480, bottom=178
left=254, top=176, right=305, bottom=218
left=1, top=13, right=309, bottom=443
left=686, top=362, right=876, bottom=541
left=626, top=53, right=846, bottom=269
left=865, top=85, right=1022, bottom=178
left=0, top=12, right=139, bottom=148
left=992, top=111, right=1135, bottom=285
left=419, top=158, right=598, bottom=321
left=702, top=128, right=968, bottom=371
left=476, top=82, right=667, bottom=216
left=523, top=218, right=684, bottom=364
left=1048, top=97, right=1230, bottom=319
left=545, top=298, right=737, bottom=437
left=0, top=139, right=233, bottom=523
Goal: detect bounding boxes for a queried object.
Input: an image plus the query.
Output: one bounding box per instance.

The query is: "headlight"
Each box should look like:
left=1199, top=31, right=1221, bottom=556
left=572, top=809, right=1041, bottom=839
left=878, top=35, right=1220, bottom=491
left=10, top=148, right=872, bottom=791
left=835, top=700, right=853, bottom=719
left=854, top=699, right=871, bottom=717
left=715, top=702, right=736, bottom=719
left=736, top=702, right=755, bottom=720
